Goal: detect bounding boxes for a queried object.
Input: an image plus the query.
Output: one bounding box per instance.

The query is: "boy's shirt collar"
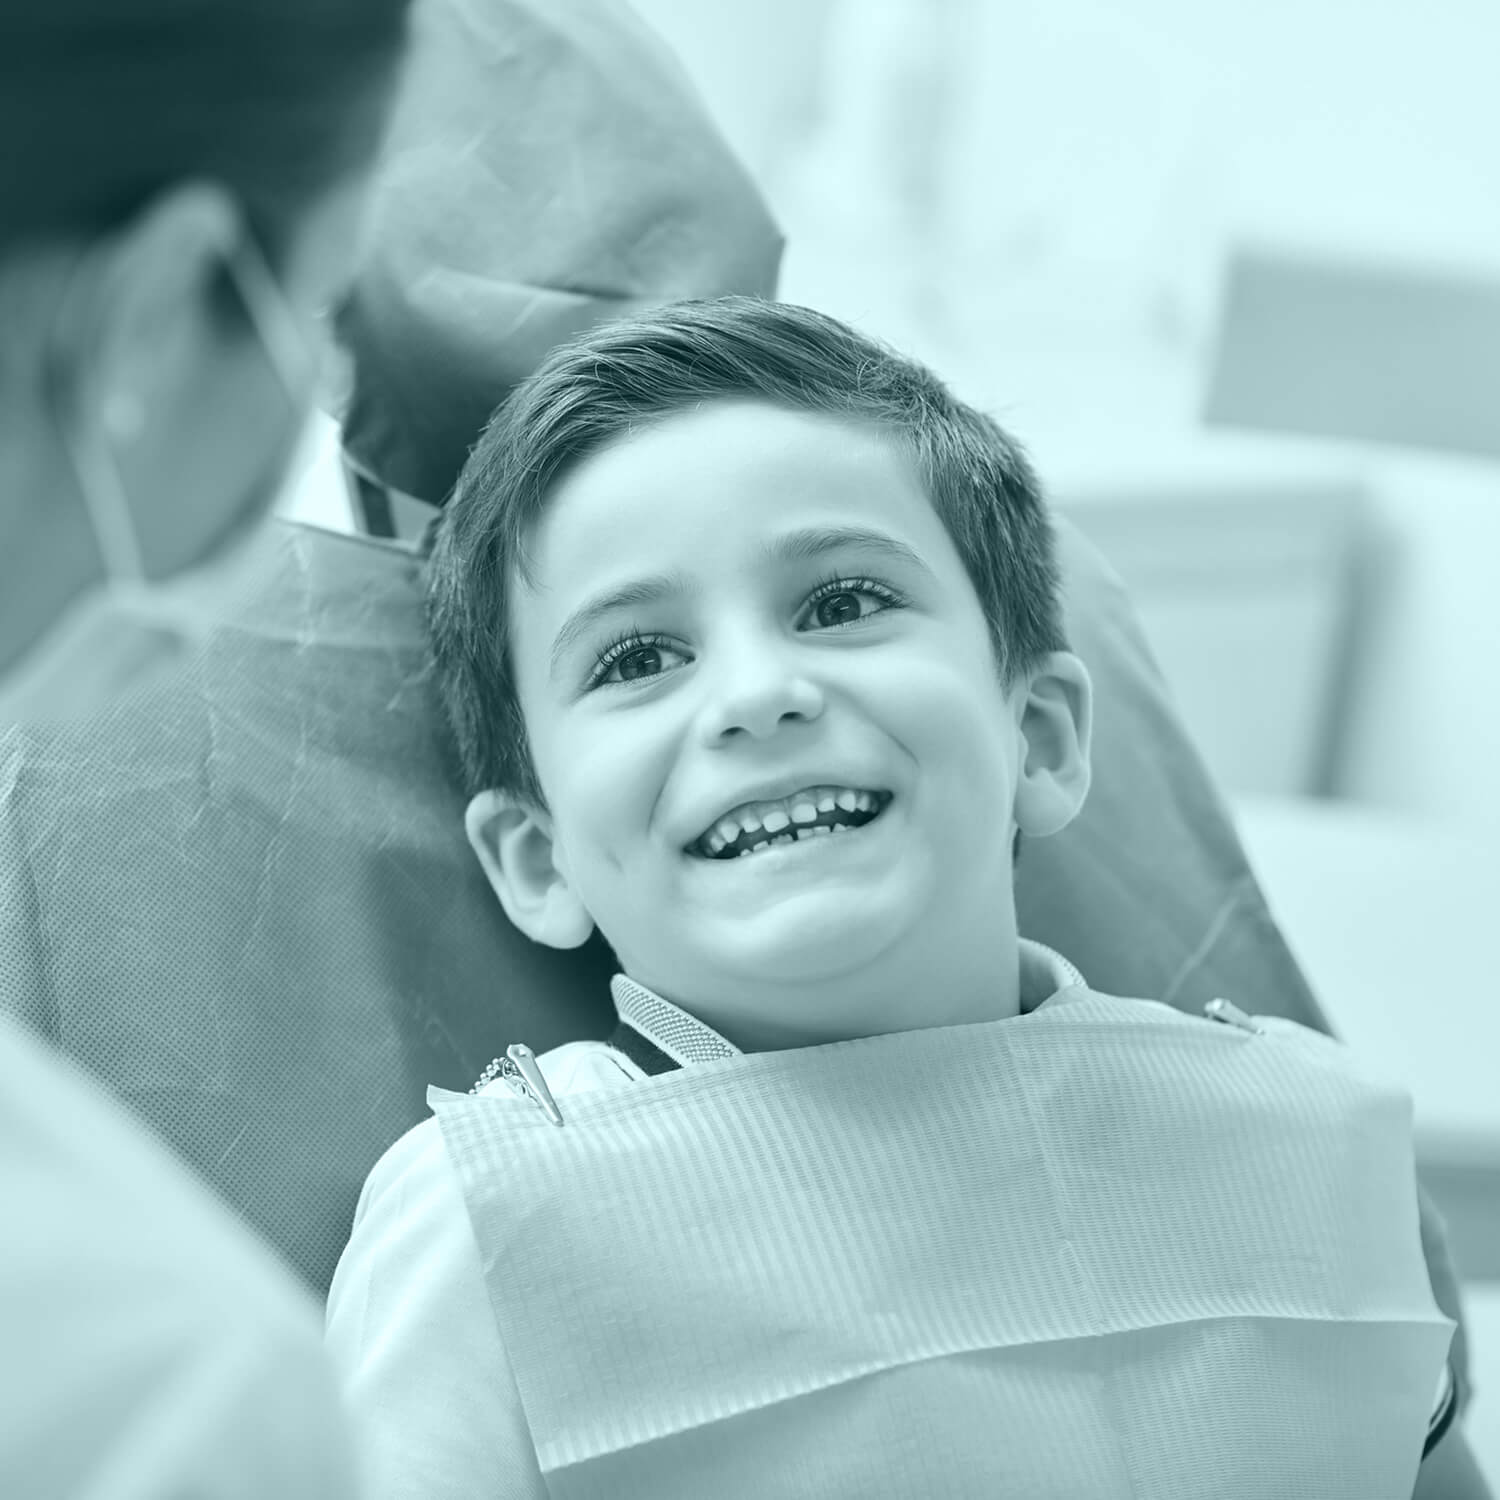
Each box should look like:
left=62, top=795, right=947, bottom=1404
left=608, top=974, right=740, bottom=1068
left=609, top=939, right=1089, bottom=1069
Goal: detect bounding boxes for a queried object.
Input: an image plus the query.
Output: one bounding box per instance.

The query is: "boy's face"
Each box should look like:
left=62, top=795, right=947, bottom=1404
left=472, top=399, right=1091, bottom=1049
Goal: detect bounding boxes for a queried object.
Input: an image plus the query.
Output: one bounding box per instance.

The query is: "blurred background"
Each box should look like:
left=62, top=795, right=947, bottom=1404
left=282, top=0, right=1500, bottom=1471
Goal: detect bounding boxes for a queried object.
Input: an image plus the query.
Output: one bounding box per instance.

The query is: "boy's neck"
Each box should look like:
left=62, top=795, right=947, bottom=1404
left=617, top=939, right=1076, bottom=1056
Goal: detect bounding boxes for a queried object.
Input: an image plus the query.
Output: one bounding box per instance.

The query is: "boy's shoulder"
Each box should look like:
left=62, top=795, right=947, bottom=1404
left=353, top=1041, right=642, bottom=1221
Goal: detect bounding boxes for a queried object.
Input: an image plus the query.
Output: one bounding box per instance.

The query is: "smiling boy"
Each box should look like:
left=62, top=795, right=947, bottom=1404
left=440, top=312, right=1092, bottom=1055
left=325, top=298, right=1462, bottom=1498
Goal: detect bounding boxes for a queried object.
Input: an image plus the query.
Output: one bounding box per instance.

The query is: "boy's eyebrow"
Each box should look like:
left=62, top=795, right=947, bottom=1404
left=549, top=525, right=935, bottom=678
left=549, top=570, right=699, bottom=678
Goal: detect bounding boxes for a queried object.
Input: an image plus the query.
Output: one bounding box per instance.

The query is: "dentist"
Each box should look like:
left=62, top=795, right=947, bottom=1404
left=0, top=3, right=409, bottom=1495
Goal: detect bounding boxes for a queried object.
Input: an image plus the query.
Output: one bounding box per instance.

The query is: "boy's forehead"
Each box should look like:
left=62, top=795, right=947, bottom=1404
left=523, top=401, right=924, bottom=570
left=505, top=402, right=976, bottom=691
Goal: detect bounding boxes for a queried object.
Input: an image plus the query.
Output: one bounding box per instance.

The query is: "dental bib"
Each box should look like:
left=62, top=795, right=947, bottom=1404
left=431, top=988, right=1453, bottom=1498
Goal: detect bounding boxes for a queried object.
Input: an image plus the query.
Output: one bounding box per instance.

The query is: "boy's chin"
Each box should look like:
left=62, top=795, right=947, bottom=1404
left=674, top=843, right=928, bottom=982
left=700, top=902, right=905, bottom=986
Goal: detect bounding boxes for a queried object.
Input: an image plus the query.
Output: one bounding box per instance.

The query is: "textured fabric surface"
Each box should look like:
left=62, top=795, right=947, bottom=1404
left=609, top=974, right=738, bottom=1067
left=1017, top=522, right=1334, bottom=1026
left=335, top=0, right=784, bottom=507
left=432, top=990, right=1453, bottom=1497
left=1030, top=524, right=1486, bottom=1415
left=324, top=943, right=1456, bottom=1500
left=0, top=523, right=619, bottom=1294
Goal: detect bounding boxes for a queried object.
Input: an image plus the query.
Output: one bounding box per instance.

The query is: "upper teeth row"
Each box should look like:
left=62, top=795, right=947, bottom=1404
left=701, top=787, right=878, bottom=854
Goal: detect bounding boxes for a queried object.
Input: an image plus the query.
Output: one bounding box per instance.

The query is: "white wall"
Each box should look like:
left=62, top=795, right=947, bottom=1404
left=1343, top=459, right=1500, bottom=826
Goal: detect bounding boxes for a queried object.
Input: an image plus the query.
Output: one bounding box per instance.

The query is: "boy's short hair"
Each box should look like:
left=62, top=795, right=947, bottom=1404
left=426, top=296, right=1069, bottom=808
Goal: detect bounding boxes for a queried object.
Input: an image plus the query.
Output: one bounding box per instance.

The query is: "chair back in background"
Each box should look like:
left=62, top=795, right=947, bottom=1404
left=0, top=515, right=1332, bottom=1294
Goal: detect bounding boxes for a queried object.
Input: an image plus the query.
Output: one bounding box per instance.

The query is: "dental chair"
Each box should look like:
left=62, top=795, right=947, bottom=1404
left=0, top=0, right=1472, bottom=1437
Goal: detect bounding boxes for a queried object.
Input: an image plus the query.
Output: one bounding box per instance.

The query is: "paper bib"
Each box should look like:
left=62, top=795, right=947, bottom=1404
left=433, top=991, right=1453, bottom=1498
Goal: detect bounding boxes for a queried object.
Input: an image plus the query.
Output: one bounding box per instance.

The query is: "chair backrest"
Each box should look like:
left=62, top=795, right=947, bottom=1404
left=0, top=514, right=1331, bottom=1294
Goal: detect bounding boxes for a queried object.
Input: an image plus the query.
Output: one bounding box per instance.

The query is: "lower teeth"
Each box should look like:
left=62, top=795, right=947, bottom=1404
left=729, top=818, right=867, bottom=858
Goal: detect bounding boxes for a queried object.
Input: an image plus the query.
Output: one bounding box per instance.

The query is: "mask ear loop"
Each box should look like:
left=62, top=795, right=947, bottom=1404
left=43, top=212, right=317, bottom=592
left=42, top=242, right=151, bottom=589
left=220, top=225, right=319, bottom=409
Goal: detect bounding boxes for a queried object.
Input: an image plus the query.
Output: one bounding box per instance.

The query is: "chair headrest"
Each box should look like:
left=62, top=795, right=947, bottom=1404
left=335, top=0, right=784, bottom=508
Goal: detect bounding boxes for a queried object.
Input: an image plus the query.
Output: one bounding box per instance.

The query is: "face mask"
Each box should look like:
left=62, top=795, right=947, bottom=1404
left=0, top=230, right=318, bottom=729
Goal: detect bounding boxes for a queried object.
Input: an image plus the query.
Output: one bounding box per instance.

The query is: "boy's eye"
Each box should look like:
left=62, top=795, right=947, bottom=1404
left=804, top=575, right=904, bottom=629
left=615, top=645, right=665, bottom=681
left=590, top=631, right=685, bottom=688
left=586, top=577, right=905, bottom=690
left=811, top=590, right=872, bottom=628
left=812, top=591, right=861, bottom=627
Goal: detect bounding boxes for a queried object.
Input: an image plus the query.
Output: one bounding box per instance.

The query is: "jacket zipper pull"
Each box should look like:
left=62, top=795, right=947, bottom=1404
left=1203, top=997, right=1263, bottom=1035
left=501, top=1043, right=565, bottom=1126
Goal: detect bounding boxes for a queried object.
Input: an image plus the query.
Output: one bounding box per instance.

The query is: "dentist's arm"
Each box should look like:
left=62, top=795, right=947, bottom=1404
left=0, top=1015, right=360, bottom=1500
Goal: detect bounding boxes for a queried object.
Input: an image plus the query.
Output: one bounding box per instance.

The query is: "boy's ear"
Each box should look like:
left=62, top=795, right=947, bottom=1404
left=1012, top=651, right=1094, bottom=840
left=464, top=790, right=595, bottom=950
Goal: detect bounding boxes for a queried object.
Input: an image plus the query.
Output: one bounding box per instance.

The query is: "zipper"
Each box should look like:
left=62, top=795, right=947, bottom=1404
left=470, top=1042, right=565, bottom=1125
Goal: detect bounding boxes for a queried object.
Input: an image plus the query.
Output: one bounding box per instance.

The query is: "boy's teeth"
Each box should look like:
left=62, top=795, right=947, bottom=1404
left=696, top=784, right=890, bottom=857
left=718, top=814, right=864, bottom=859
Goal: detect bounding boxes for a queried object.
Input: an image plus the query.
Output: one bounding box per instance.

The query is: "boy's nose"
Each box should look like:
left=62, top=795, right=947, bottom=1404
left=696, top=650, right=826, bottom=744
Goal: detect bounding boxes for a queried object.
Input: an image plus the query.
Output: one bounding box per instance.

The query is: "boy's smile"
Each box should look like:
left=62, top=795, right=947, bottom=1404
left=485, top=398, right=1090, bottom=1051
